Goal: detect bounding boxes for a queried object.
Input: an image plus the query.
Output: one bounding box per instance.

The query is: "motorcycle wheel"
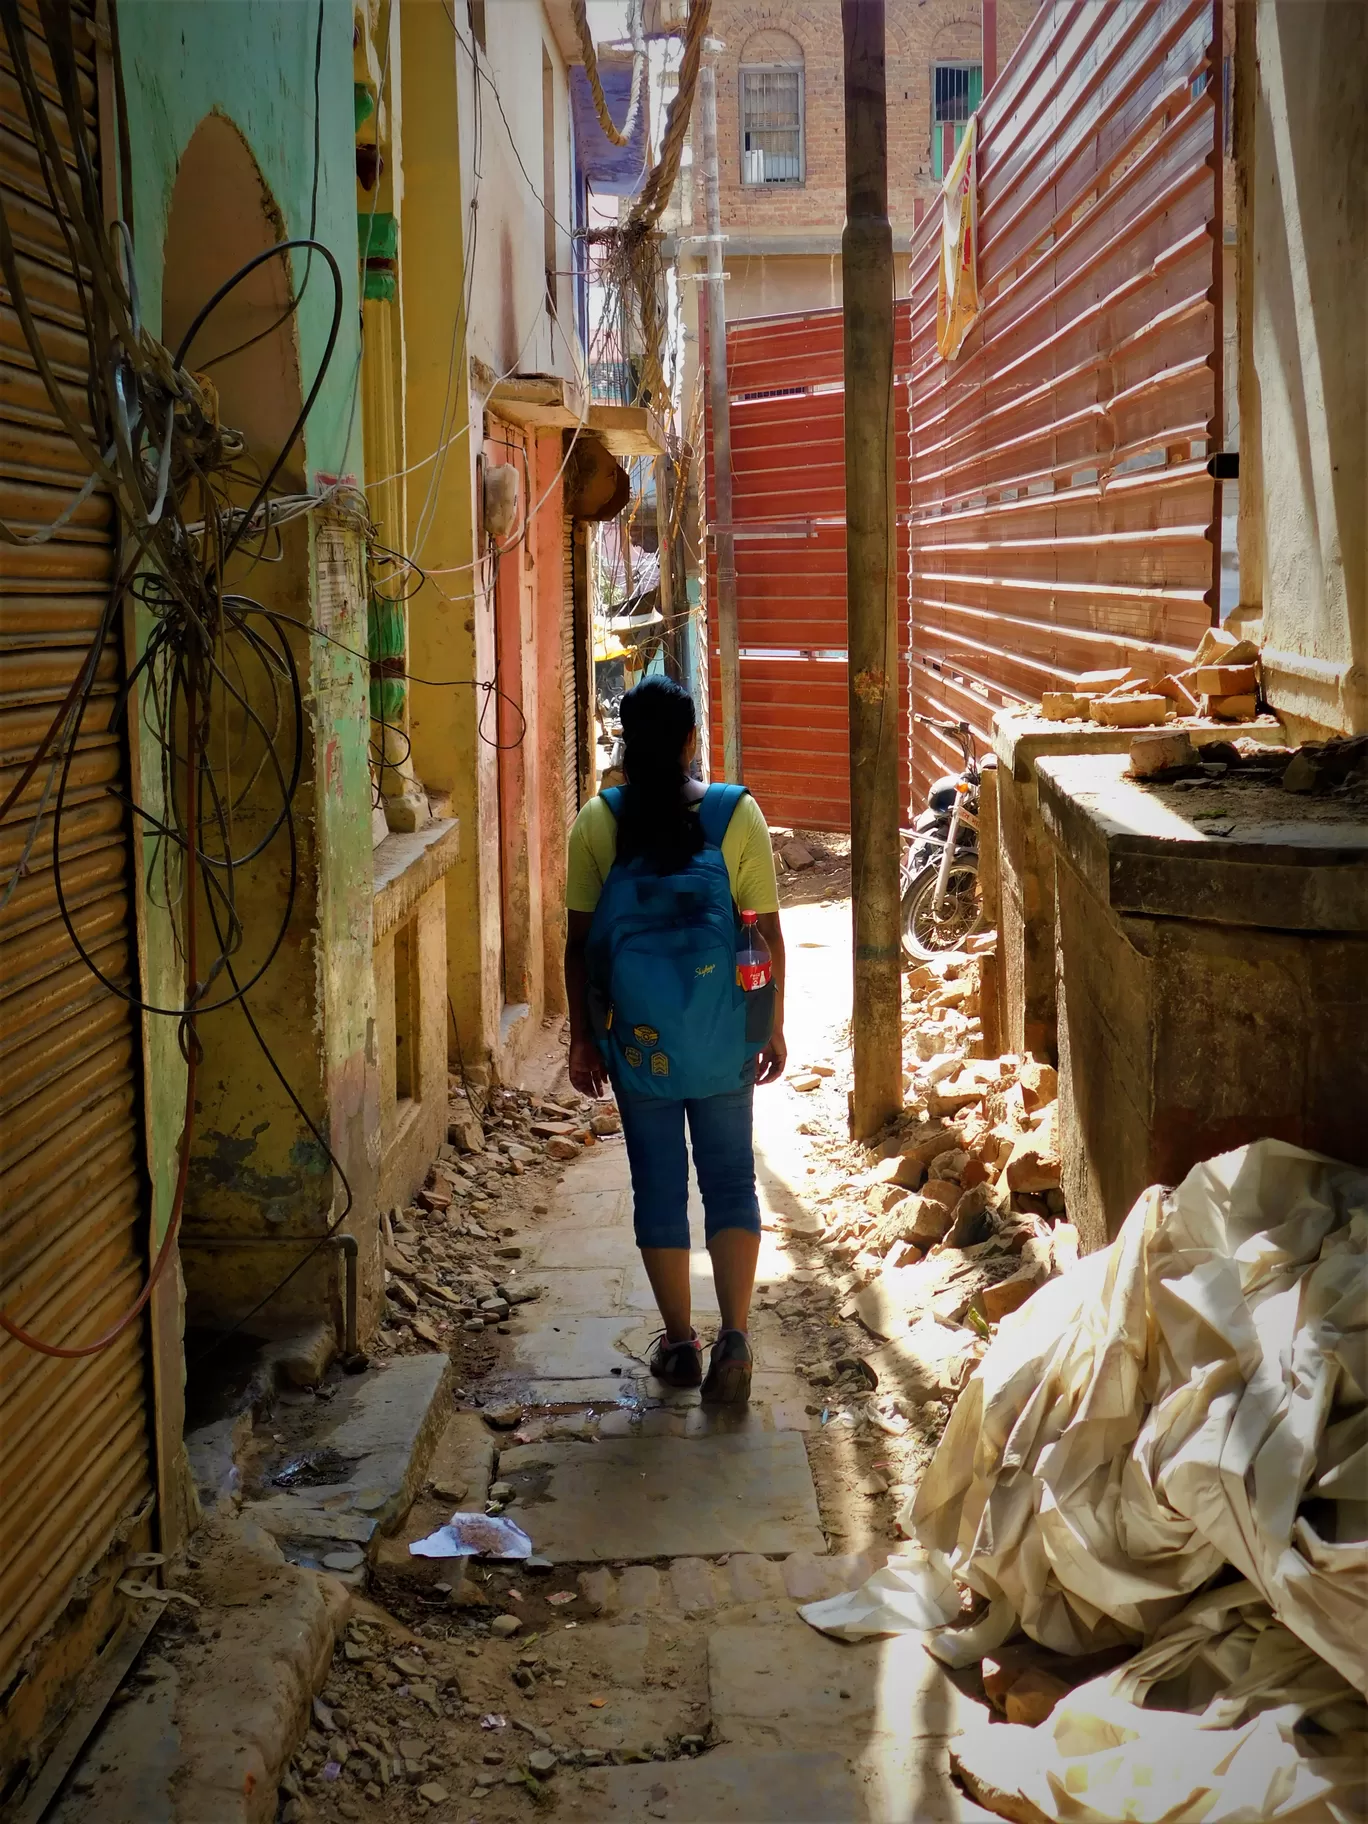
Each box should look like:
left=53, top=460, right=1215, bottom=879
left=901, top=857, right=985, bottom=959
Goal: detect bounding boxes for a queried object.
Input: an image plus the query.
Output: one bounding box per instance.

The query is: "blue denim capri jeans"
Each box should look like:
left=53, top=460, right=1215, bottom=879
left=611, top=1081, right=762, bottom=1250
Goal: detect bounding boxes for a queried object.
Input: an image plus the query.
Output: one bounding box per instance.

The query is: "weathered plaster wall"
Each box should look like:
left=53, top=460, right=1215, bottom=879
left=457, top=2, right=579, bottom=383
left=1250, top=2, right=1367, bottom=736
left=117, top=2, right=376, bottom=1331
left=398, top=0, right=499, bottom=1080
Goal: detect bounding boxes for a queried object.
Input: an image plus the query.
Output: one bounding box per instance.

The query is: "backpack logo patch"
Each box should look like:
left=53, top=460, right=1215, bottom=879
left=695, top=962, right=716, bottom=978
left=624, top=1045, right=643, bottom=1068
left=633, top=1024, right=658, bottom=1045
left=649, top=1051, right=670, bottom=1077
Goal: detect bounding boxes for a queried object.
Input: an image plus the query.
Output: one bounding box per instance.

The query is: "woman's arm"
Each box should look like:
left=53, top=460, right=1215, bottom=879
left=754, top=910, right=787, bottom=1085
left=564, top=909, right=608, bottom=1097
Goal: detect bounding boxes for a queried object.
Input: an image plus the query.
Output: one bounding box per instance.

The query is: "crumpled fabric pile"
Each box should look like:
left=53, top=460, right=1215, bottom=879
left=802, top=1140, right=1367, bottom=1821
left=912, top=1140, right=1366, bottom=1676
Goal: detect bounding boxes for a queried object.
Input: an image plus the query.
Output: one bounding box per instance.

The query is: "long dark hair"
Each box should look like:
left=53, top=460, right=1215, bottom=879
left=614, top=676, right=703, bottom=874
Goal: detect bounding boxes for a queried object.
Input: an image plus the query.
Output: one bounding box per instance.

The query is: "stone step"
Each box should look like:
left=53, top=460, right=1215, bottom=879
left=370, top=1410, right=496, bottom=1599
left=241, top=1352, right=454, bottom=1573
left=575, top=1546, right=892, bottom=1618
left=498, top=1430, right=825, bottom=1562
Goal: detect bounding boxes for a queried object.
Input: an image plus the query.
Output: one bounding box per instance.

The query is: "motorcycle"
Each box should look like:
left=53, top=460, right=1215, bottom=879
left=900, top=716, right=986, bottom=959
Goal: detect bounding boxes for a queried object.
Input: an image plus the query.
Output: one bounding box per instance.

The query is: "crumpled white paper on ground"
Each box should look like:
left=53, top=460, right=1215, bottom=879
left=408, top=1513, right=533, bottom=1559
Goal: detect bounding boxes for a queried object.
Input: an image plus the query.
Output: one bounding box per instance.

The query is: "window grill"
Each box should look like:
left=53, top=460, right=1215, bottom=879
left=931, top=61, right=982, bottom=179
left=934, top=62, right=980, bottom=124
left=740, top=67, right=803, bottom=185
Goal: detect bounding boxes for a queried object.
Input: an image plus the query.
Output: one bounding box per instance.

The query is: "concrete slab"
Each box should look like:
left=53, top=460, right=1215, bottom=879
left=555, top=1187, right=632, bottom=1227
left=708, top=1621, right=964, bottom=1740
left=425, top=1409, right=495, bottom=1502
left=564, top=1750, right=870, bottom=1822
left=498, top=1432, right=826, bottom=1561
left=504, top=1315, right=640, bottom=1380
left=534, top=1227, right=641, bottom=1268
left=324, top=1352, right=453, bottom=1520
left=534, top=1267, right=627, bottom=1314
left=1036, top=750, right=1368, bottom=928
left=519, top=1376, right=639, bottom=1405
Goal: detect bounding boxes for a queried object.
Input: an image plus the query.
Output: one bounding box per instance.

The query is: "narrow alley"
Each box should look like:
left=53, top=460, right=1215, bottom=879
left=56, top=851, right=999, bottom=1824
left=2, top=0, right=1365, bottom=1821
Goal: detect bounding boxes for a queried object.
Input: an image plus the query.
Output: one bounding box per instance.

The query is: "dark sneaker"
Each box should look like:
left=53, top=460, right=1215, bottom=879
left=649, top=1330, right=703, bottom=1388
left=701, top=1329, right=753, bottom=1405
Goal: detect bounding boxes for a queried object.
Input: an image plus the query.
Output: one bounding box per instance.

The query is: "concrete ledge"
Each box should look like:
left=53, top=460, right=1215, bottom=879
left=991, top=709, right=1286, bottom=783
left=988, top=711, right=1291, bottom=1057
left=1036, top=752, right=1368, bottom=931
left=373, top=818, right=459, bottom=940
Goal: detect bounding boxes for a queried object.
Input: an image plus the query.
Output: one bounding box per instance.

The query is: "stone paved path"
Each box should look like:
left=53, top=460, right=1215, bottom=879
left=456, top=996, right=996, bottom=1824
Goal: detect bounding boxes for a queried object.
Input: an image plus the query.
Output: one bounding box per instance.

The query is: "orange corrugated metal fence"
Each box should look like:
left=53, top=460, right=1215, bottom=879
left=906, top=0, right=1223, bottom=798
left=704, top=307, right=913, bottom=832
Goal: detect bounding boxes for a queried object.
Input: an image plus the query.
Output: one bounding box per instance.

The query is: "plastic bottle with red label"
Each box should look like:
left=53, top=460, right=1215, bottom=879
left=736, top=911, right=776, bottom=1049
left=736, top=910, right=772, bottom=991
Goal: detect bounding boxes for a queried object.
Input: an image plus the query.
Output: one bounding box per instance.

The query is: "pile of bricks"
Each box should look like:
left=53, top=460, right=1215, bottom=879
left=1039, top=625, right=1263, bottom=728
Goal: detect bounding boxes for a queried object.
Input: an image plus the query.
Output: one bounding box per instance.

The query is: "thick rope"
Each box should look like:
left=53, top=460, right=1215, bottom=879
left=627, top=0, right=711, bottom=231
left=572, top=0, right=645, bottom=149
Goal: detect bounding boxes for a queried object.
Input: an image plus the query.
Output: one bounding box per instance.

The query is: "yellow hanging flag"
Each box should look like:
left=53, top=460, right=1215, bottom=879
left=936, top=116, right=980, bottom=362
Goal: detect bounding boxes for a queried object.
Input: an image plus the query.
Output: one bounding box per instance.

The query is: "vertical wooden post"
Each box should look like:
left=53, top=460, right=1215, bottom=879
left=842, top=0, right=902, bottom=1139
left=700, top=58, right=743, bottom=781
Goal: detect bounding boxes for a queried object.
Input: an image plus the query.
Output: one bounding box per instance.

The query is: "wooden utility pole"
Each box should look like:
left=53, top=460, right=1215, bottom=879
left=842, top=0, right=902, bottom=1138
left=700, top=56, right=742, bottom=781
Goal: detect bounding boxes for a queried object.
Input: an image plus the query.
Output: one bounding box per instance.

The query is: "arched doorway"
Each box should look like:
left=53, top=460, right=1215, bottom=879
left=160, top=116, right=336, bottom=1346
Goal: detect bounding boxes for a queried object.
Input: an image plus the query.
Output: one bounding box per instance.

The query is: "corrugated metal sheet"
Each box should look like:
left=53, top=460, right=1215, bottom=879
left=1, top=0, right=155, bottom=1790
left=704, top=306, right=913, bottom=832
left=906, top=0, right=1223, bottom=798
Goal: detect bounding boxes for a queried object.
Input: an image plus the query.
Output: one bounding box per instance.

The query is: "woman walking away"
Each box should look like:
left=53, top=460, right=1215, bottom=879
left=564, top=678, right=786, bottom=1405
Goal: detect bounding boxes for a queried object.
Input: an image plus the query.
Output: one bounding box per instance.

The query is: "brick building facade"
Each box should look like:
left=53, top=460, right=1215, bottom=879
left=680, top=0, right=1037, bottom=320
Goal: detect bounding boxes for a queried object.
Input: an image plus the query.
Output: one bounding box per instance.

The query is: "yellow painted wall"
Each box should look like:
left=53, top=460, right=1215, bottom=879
left=398, top=0, right=502, bottom=1075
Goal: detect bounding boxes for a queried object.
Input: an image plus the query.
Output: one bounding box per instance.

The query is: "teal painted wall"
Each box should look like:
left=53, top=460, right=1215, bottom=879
left=116, top=1, right=376, bottom=1295
left=117, top=0, right=362, bottom=480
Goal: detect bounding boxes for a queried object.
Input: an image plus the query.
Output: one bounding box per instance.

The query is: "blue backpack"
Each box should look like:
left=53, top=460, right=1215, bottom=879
left=586, top=783, right=770, bottom=1100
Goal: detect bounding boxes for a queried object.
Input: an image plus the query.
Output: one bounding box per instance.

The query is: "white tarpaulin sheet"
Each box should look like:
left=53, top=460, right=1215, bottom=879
left=951, top=1580, right=1367, bottom=1822
left=908, top=1141, right=1367, bottom=1684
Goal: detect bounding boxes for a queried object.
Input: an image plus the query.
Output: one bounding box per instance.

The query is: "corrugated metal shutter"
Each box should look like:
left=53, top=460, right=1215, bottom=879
left=563, top=514, right=580, bottom=821
left=1, top=0, right=155, bottom=1791
left=703, top=306, right=913, bottom=831
left=905, top=0, right=1222, bottom=800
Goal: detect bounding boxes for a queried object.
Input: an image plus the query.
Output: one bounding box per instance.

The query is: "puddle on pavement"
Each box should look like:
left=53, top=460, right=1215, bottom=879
left=273, top=1445, right=362, bottom=1488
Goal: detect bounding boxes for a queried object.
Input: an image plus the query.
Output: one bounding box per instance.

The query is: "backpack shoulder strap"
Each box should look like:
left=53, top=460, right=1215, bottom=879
left=599, top=786, right=625, bottom=819
left=697, top=782, right=750, bottom=849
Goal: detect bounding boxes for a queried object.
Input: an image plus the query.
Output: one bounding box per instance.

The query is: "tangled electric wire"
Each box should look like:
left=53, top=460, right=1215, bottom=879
left=0, top=1, right=356, bottom=1357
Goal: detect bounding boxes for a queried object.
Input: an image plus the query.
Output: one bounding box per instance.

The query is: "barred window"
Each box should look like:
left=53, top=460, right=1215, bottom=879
left=740, top=66, right=804, bottom=185
left=931, top=61, right=982, bottom=180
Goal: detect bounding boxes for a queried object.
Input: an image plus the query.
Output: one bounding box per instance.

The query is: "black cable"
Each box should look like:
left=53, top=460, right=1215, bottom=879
left=170, top=237, right=345, bottom=565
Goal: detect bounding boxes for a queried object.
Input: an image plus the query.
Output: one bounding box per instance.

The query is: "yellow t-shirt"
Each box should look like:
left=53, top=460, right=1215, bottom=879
left=566, top=789, right=779, bottom=916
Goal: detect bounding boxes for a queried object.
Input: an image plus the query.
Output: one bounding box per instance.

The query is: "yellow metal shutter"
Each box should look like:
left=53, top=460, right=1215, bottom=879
left=0, top=0, right=155, bottom=1792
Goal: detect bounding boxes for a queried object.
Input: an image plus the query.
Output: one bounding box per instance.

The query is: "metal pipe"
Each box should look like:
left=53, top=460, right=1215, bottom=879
left=181, top=1234, right=360, bottom=1360
left=841, top=0, right=903, bottom=1140
left=699, top=54, right=743, bottom=782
